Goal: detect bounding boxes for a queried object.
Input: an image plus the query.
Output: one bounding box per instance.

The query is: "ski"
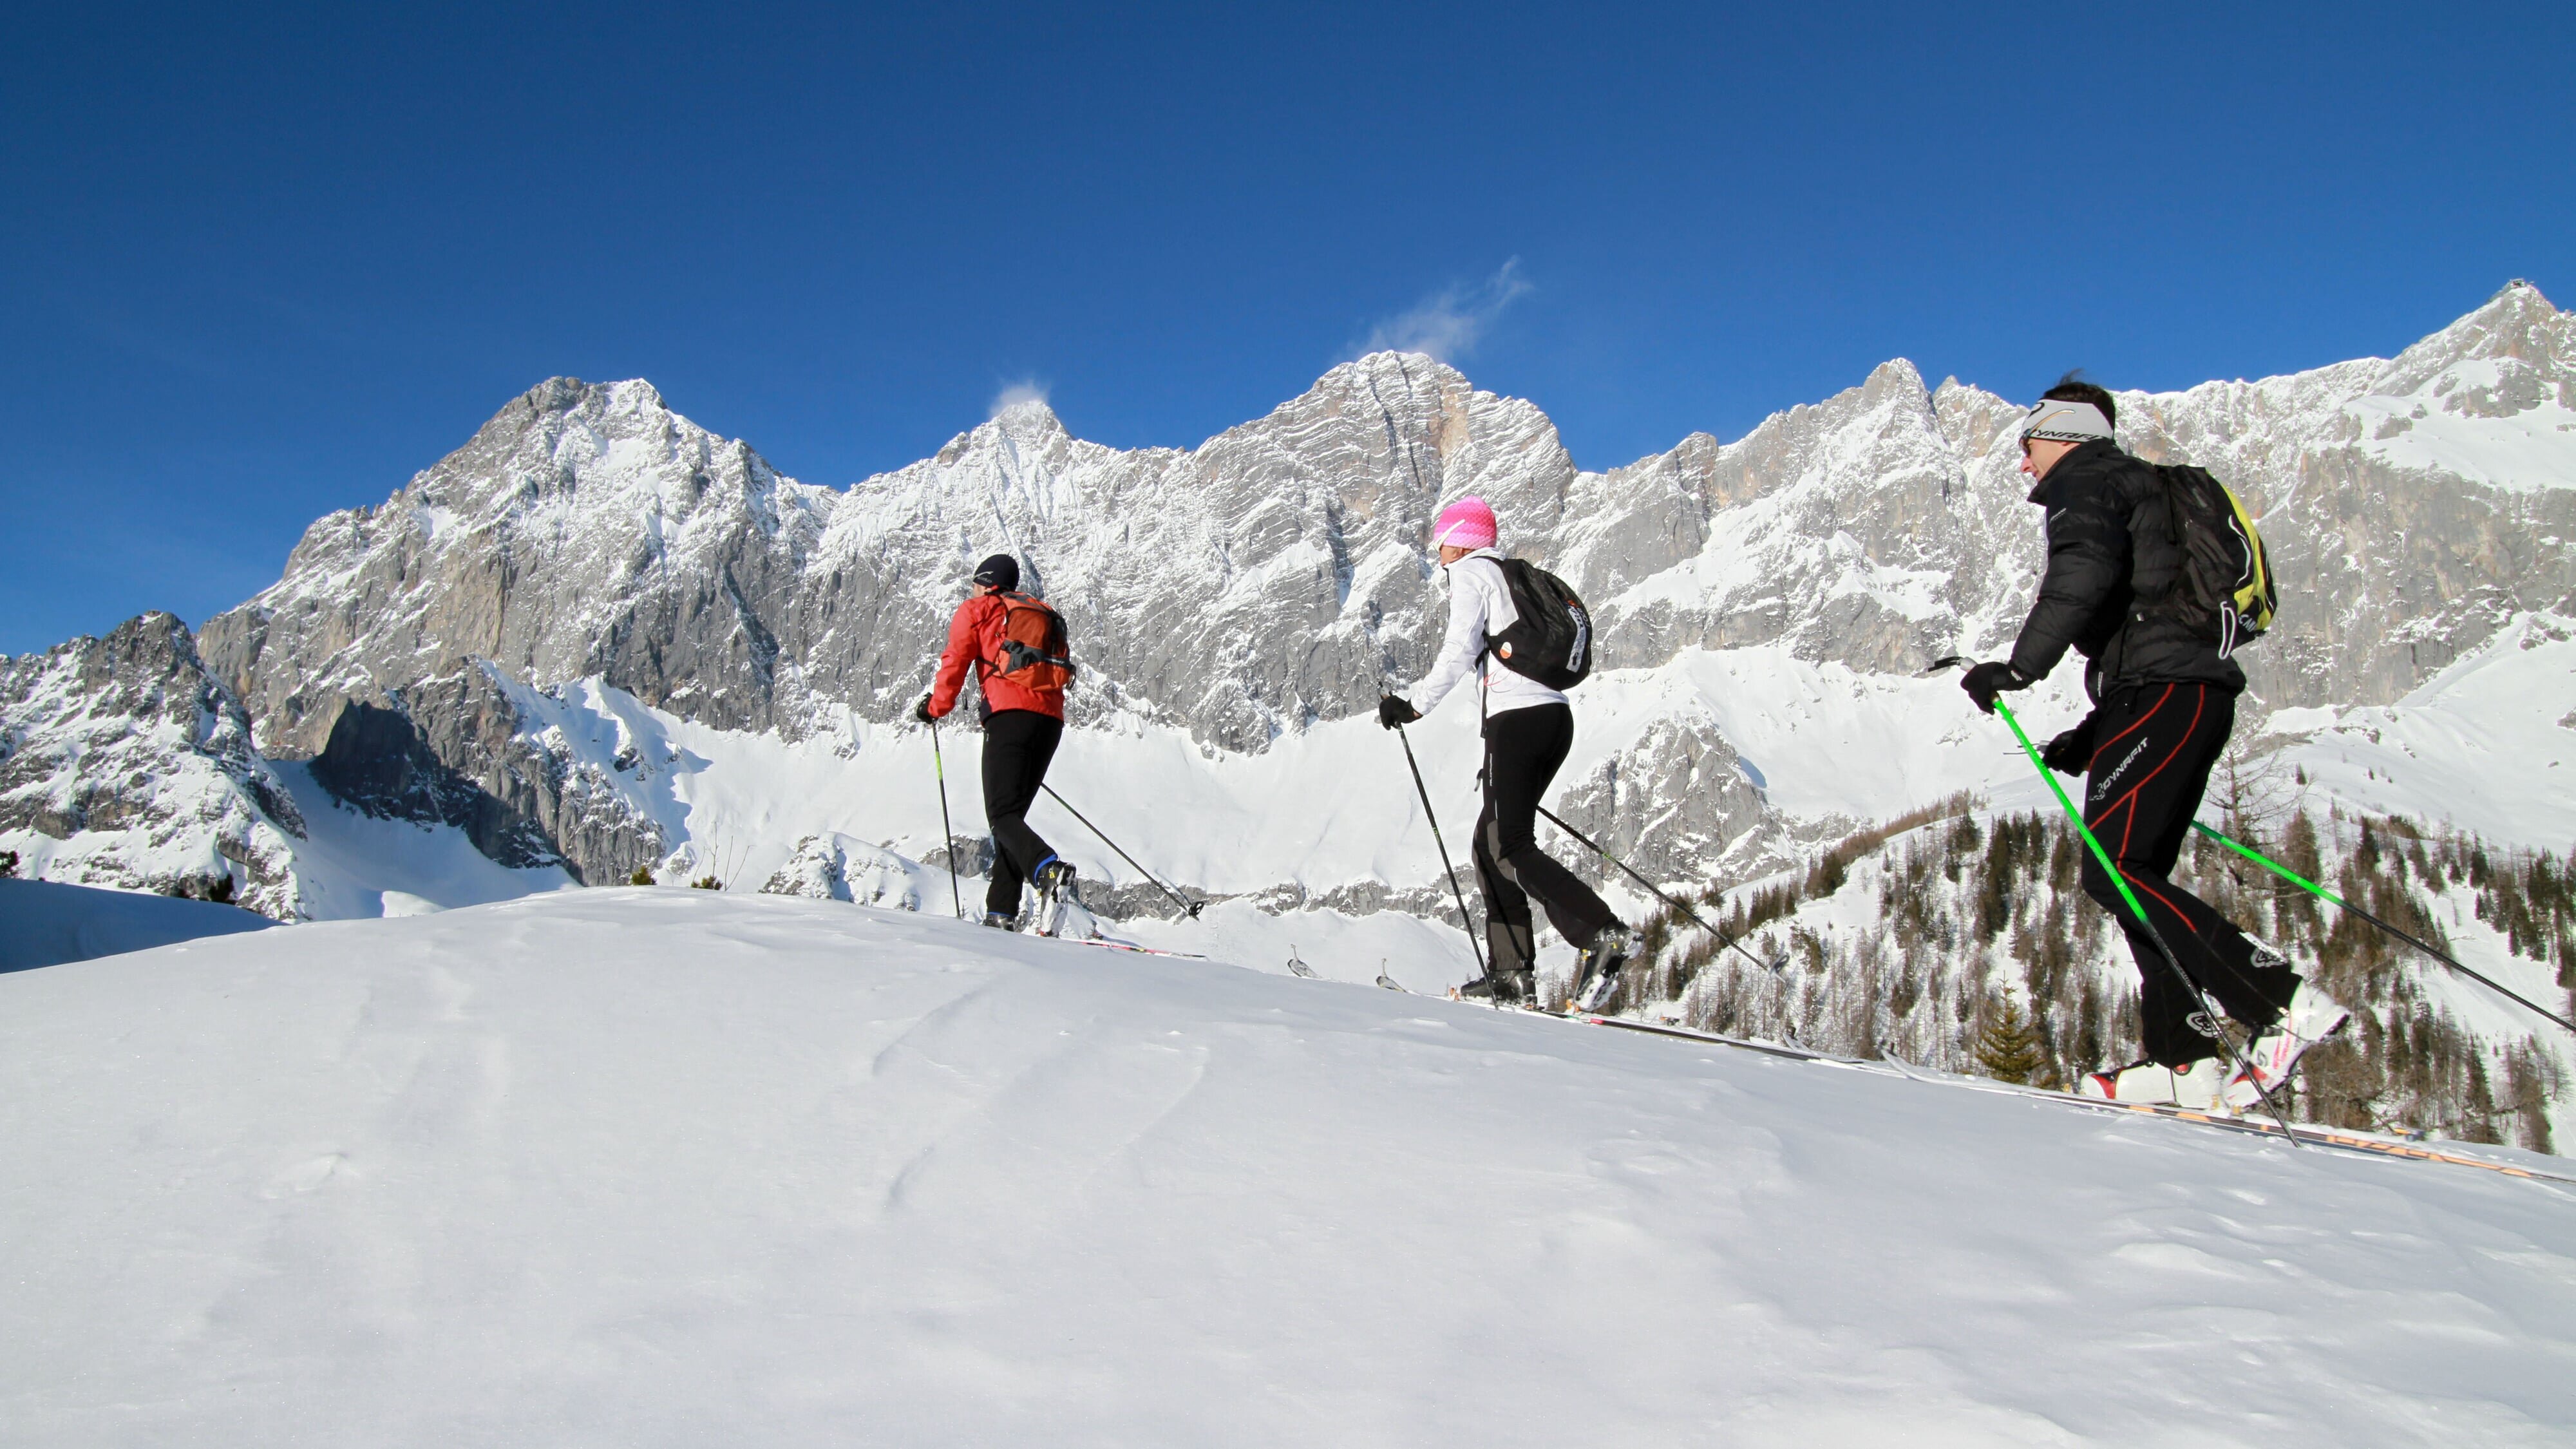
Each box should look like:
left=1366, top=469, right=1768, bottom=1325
left=1504, top=1004, right=2576, bottom=1187
left=1893, top=1059, right=2576, bottom=1185
left=1063, top=936, right=1208, bottom=960
left=1567, top=1011, right=1832, bottom=1065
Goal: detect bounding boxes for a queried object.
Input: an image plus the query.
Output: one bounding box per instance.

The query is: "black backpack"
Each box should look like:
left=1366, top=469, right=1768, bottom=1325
left=2145, top=464, right=2278, bottom=659
left=1487, top=558, right=1593, bottom=689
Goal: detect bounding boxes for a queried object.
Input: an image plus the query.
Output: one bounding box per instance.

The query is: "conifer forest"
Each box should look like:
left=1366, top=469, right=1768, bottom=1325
left=1602, top=747, right=2576, bottom=1151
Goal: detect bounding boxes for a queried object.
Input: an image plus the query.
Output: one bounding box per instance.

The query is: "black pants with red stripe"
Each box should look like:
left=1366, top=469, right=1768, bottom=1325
left=2081, top=682, right=2298, bottom=1066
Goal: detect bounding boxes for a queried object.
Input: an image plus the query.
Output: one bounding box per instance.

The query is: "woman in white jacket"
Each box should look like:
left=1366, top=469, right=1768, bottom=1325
left=1378, top=495, right=1639, bottom=1008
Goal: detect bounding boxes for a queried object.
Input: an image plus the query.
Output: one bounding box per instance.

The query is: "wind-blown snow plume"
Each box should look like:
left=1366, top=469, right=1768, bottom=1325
left=1354, top=258, right=1532, bottom=362
left=989, top=378, right=1050, bottom=415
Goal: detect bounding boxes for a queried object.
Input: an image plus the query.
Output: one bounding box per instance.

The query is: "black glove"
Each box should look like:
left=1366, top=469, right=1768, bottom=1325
left=1378, top=695, right=1421, bottom=730
left=1960, top=661, right=2031, bottom=715
left=913, top=694, right=938, bottom=724
left=2040, top=715, right=2098, bottom=777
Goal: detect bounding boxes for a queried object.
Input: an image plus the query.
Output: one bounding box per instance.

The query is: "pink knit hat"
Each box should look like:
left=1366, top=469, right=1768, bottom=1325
left=1432, top=495, right=1498, bottom=550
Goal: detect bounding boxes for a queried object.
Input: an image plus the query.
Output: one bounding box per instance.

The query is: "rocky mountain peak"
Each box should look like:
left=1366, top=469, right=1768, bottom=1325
left=987, top=395, right=1065, bottom=435
left=2374, top=281, right=2571, bottom=403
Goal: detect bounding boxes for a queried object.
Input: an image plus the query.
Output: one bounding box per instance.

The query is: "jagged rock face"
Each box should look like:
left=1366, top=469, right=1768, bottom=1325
left=307, top=666, right=662, bottom=884
left=759, top=833, right=925, bottom=909
left=200, top=358, right=1578, bottom=761
left=202, top=284, right=2575, bottom=758
left=2105, top=281, right=2576, bottom=708
left=1552, top=715, right=1779, bottom=889
left=201, top=379, right=842, bottom=757
left=120, top=280, right=2576, bottom=898
left=0, top=613, right=306, bottom=917
left=1568, top=281, right=2576, bottom=717
left=1571, top=359, right=2036, bottom=680
left=815, top=355, right=1580, bottom=748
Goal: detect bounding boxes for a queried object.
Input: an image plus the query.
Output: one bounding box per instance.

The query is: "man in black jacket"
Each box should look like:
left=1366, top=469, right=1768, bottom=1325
left=1963, top=377, right=2345, bottom=1109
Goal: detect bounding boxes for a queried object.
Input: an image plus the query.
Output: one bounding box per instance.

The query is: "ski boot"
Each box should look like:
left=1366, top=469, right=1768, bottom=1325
left=2077, top=1058, right=2226, bottom=1110
left=2222, top=980, right=2349, bottom=1108
left=981, top=911, right=1018, bottom=931
left=1573, top=925, right=1642, bottom=1012
left=1455, top=969, right=1535, bottom=1007
left=1030, top=857, right=1079, bottom=936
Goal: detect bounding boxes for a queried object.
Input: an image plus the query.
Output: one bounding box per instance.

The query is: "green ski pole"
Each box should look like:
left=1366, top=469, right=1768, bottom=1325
left=1990, top=697, right=2302, bottom=1142
left=2190, top=821, right=2576, bottom=1037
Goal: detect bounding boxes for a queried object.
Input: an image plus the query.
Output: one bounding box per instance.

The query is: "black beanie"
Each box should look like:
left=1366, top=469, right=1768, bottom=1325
left=971, top=553, right=1020, bottom=591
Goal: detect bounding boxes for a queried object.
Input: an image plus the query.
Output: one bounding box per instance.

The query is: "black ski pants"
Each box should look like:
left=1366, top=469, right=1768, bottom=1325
left=2079, top=682, right=2297, bottom=1065
left=981, top=708, right=1062, bottom=918
left=1473, top=703, right=1621, bottom=974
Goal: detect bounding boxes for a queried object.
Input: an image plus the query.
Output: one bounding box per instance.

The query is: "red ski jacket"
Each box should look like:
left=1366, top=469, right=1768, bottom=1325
left=927, top=591, right=1066, bottom=722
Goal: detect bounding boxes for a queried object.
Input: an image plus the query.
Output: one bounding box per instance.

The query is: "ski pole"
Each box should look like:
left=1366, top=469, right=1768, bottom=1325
left=1390, top=714, right=1490, bottom=978
left=1534, top=804, right=1788, bottom=974
left=1990, top=696, right=2303, bottom=1144
left=1037, top=783, right=1205, bottom=919
left=2190, top=821, right=2576, bottom=1037
left=928, top=716, right=965, bottom=920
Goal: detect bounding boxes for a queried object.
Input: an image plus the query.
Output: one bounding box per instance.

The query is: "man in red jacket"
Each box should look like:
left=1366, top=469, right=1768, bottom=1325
left=914, top=554, right=1076, bottom=929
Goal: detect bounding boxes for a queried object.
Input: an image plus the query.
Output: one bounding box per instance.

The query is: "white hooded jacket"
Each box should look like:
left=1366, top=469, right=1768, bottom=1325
left=1408, top=549, right=1570, bottom=719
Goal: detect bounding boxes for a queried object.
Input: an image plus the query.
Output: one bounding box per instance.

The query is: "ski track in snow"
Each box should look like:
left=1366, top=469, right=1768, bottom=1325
left=3, top=890, right=2571, bottom=1446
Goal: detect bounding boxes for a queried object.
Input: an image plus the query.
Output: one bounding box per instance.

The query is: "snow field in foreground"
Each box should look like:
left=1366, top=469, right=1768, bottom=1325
left=3, top=890, right=2572, bottom=1447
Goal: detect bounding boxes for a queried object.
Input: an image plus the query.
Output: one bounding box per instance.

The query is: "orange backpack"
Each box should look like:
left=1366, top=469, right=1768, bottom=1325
left=989, top=592, right=1075, bottom=694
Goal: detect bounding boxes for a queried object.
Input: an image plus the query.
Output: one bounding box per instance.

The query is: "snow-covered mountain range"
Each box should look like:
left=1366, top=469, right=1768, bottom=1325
left=7, top=282, right=2571, bottom=947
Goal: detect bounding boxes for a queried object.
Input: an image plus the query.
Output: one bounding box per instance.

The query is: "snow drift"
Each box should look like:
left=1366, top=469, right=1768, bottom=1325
left=0, top=877, right=272, bottom=971
left=4, top=890, right=2570, bottom=1445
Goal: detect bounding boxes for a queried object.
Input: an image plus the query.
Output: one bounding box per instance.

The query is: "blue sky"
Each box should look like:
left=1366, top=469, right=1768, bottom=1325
left=5, top=2, right=2570, bottom=654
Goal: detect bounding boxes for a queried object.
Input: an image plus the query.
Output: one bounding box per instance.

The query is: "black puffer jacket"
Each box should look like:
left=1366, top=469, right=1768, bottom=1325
left=2007, top=439, right=2246, bottom=701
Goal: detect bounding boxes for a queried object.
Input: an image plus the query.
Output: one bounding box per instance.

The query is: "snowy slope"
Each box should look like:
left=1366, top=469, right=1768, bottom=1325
left=268, top=762, right=578, bottom=920
left=2266, top=610, right=2576, bottom=850
left=0, top=878, right=272, bottom=971
left=3, top=890, right=2570, bottom=1446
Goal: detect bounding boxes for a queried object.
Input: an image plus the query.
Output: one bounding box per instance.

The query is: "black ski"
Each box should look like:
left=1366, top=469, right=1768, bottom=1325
left=1468, top=1001, right=2576, bottom=1187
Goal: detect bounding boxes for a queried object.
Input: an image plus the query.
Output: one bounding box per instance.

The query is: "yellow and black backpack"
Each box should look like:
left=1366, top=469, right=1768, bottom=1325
left=2148, top=464, right=2278, bottom=659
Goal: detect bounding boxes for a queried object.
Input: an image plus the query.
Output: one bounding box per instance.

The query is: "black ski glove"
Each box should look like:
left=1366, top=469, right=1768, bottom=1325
left=1378, top=695, right=1421, bottom=730
left=913, top=694, right=938, bottom=724
left=1960, top=661, right=2032, bottom=715
left=2040, top=714, right=2099, bottom=777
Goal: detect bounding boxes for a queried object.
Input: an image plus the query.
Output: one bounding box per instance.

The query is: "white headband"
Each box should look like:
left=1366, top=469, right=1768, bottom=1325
left=2020, top=398, right=2115, bottom=444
